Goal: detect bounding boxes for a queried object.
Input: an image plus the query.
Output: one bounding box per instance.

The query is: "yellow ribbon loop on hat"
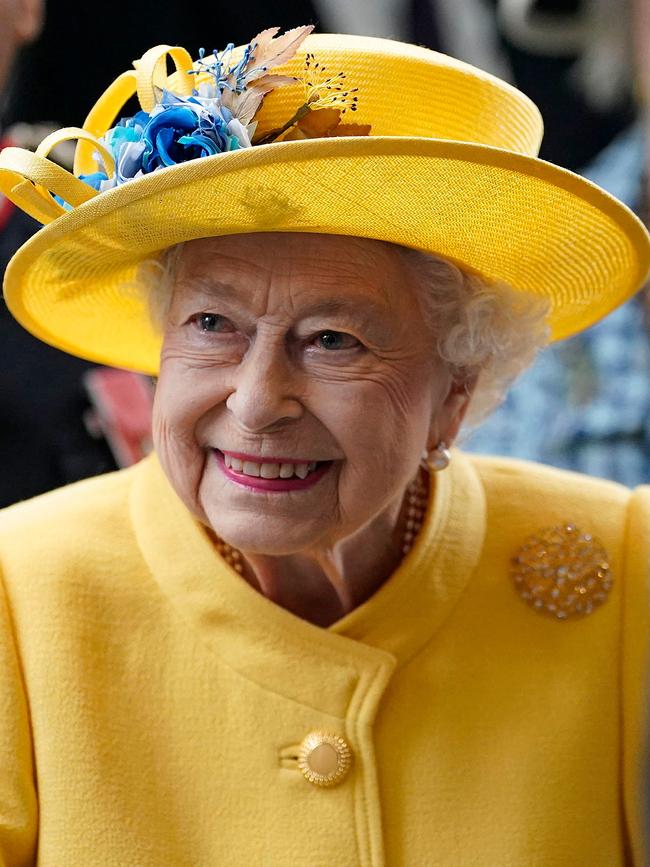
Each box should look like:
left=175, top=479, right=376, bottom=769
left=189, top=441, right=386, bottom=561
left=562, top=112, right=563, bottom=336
left=37, top=127, right=116, bottom=184
left=135, top=45, right=194, bottom=113
left=0, top=146, right=97, bottom=224
left=74, top=70, right=137, bottom=176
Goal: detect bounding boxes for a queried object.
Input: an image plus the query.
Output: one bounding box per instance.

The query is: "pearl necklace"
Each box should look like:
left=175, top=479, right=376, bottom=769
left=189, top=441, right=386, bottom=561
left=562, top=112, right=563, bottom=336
left=213, top=469, right=429, bottom=574
left=401, top=467, right=429, bottom=556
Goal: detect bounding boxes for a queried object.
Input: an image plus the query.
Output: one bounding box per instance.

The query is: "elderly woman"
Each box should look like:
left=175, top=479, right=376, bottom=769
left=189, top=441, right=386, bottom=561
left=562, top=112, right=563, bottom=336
left=0, top=28, right=649, bottom=867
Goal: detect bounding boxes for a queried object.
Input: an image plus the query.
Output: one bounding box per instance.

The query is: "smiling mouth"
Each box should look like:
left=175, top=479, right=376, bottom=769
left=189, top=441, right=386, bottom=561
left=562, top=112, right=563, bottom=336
left=214, top=449, right=332, bottom=489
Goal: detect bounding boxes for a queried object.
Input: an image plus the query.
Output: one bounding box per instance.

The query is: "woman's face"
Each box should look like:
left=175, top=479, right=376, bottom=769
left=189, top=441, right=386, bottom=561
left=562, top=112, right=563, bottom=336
left=154, top=232, right=461, bottom=554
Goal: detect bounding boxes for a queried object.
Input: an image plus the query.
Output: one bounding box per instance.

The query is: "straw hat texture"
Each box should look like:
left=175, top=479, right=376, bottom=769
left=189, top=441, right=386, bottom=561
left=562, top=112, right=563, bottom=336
left=1, top=32, right=648, bottom=374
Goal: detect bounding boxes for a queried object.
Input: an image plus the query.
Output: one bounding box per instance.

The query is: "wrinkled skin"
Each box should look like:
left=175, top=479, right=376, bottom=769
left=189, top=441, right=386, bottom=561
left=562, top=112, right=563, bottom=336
left=154, top=232, right=473, bottom=625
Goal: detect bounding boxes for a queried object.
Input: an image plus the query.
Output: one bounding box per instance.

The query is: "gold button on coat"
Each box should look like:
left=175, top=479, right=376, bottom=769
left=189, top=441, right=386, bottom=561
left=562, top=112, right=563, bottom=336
left=298, top=732, right=352, bottom=787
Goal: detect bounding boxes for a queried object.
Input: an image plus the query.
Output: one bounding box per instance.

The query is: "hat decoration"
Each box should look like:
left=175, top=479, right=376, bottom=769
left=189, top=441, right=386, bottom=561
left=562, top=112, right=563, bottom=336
left=59, top=26, right=370, bottom=203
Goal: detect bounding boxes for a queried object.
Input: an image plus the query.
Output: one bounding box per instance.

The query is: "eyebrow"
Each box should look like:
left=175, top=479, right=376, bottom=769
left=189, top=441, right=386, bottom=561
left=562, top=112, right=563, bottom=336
left=298, top=296, right=389, bottom=323
left=175, top=276, right=239, bottom=299
left=177, top=276, right=391, bottom=322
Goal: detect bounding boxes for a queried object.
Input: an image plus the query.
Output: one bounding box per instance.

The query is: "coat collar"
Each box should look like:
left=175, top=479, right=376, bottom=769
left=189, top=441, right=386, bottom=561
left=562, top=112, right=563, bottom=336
left=131, top=450, right=486, bottom=714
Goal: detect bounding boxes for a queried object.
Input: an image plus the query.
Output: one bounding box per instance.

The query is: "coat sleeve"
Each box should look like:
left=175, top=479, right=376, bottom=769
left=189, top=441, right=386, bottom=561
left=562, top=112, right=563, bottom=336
left=623, top=486, right=650, bottom=866
left=0, top=568, right=37, bottom=866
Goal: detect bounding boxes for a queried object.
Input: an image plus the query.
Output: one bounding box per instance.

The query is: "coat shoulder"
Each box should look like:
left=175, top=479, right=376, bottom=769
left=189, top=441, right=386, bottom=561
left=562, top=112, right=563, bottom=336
left=466, top=453, right=631, bottom=548
left=469, top=452, right=630, bottom=507
left=0, top=464, right=137, bottom=556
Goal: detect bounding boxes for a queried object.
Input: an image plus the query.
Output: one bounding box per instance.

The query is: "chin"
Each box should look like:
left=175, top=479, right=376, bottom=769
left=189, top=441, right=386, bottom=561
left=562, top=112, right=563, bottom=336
left=204, top=510, right=328, bottom=556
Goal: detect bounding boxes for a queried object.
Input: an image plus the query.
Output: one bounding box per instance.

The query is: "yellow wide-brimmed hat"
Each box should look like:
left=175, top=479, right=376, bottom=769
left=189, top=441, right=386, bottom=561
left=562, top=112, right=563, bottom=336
left=1, top=30, right=649, bottom=374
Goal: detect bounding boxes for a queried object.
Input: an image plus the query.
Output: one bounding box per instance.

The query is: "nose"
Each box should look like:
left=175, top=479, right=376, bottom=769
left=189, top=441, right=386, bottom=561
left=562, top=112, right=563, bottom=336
left=225, top=337, right=303, bottom=432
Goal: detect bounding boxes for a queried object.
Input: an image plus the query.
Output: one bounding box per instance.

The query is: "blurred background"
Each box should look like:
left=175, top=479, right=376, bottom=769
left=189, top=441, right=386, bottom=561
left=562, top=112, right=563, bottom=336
left=0, top=0, right=649, bottom=508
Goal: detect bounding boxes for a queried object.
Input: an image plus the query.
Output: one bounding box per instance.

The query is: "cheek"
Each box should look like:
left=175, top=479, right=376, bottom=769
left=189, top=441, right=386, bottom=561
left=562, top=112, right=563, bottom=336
left=152, top=357, right=229, bottom=518
left=311, top=366, right=438, bottom=512
left=336, top=361, right=438, bottom=450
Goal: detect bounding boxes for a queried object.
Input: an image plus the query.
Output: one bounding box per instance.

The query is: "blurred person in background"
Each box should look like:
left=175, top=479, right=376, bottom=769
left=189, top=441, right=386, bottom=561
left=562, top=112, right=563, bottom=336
left=5, top=0, right=323, bottom=128
left=0, top=0, right=119, bottom=506
left=466, top=0, right=650, bottom=486
left=489, top=0, right=636, bottom=168
left=633, top=0, right=650, bottom=218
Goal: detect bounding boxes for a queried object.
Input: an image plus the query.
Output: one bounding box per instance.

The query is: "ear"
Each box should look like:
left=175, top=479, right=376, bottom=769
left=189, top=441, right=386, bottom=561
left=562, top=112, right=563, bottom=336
left=427, top=374, right=478, bottom=451
left=14, top=0, right=44, bottom=44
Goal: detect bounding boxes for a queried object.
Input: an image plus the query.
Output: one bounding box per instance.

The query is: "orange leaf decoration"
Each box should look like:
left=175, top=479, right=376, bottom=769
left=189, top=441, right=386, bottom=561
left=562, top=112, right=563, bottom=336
left=283, top=107, right=341, bottom=140
left=283, top=107, right=371, bottom=141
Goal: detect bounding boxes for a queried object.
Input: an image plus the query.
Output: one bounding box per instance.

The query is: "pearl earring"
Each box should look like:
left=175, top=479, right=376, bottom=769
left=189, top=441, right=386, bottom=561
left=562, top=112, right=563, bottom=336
left=427, top=441, right=451, bottom=472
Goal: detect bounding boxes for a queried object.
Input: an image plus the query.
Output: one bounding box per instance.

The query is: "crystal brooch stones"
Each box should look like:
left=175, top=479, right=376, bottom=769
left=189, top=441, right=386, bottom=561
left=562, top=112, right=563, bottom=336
left=511, top=524, right=612, bottom=620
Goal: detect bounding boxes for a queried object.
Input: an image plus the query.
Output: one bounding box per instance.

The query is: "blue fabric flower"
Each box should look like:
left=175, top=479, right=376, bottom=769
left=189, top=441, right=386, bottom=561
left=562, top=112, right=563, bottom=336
left=77, top=88, right=251, bottom=194
left=77, top=171, right=109, bottom=191
left=105, top=116, right=148, bottom=184
left=141, top=104, right=232, bottom=171
left=68, top=28, right=316, bottom=195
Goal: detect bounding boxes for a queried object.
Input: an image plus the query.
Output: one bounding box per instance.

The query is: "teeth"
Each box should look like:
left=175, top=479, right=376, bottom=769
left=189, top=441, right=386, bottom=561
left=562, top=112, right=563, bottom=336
left=260, top=463, right=280, bottom=479
left=222, top=453, right=321, bottom=480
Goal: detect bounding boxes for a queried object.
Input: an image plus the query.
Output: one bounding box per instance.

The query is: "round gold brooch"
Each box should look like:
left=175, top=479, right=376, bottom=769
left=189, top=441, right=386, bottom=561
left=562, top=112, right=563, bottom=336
left=511, top=524, right=612, bottom=620
left=297, top=731, right=353, bottom=788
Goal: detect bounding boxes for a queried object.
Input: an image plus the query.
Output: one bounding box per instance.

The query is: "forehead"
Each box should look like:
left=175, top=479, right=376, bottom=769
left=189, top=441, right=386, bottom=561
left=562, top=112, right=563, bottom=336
left=174, top=232, right=408, bottom=306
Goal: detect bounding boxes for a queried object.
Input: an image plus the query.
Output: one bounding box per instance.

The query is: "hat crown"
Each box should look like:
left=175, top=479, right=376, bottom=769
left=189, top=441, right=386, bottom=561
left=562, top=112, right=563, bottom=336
left=244, top=34, right=543, bottom=157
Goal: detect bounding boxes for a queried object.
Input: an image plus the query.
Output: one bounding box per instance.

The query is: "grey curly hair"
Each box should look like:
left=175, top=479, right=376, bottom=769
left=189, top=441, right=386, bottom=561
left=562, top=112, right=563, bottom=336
left=137, top=239, right=550, bottom=427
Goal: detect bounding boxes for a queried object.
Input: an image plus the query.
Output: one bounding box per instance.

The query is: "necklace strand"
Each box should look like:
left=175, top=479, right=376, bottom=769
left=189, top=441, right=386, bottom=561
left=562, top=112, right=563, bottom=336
left=402, top=467, right=428, bottom=556
left=214, top=469, right=429, bottom=574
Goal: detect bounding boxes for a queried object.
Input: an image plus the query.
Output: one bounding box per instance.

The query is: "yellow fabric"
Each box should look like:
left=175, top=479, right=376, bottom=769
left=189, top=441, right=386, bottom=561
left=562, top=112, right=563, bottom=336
left=0, top=147, right=97, bottom=224
left=0, top=451, right=647, bottom=866
left=73, top=71, right=137, bottom=176
left=0, top=33, right=649, bottom=373
left=35, top=128, right=116, bottom=182
left=134, top=45, right=195, bottom=112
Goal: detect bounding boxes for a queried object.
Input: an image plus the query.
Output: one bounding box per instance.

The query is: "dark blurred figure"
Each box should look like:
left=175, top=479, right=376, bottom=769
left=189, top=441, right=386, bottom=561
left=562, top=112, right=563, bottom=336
left=313, top=0, right=633, bottom=170
left=5, top=2, right=322, bottom=128
left=486, top=0, right=636, bottom=169
left=0, top=0, right=119, bottom=507
left=466, top=0, right=650, bottom=486
left=633, top=0, right=649, bottom=218
left=0, top=0, right=41, bottom=102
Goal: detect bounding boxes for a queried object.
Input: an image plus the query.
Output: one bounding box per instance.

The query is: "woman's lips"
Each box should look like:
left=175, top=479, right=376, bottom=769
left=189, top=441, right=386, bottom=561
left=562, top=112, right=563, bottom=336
left=214, top=450, right=332, bottom=492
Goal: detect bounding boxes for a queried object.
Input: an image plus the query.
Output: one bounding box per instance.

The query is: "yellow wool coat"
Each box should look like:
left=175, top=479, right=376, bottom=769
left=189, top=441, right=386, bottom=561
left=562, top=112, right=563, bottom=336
left=0, top=451, right=647, bottom=866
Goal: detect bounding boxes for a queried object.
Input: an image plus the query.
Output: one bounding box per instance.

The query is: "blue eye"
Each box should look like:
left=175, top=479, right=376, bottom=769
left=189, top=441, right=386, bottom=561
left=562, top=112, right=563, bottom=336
left=316, top=330, right=359, bottom=351
left=196, top=313, right=233, bottom=333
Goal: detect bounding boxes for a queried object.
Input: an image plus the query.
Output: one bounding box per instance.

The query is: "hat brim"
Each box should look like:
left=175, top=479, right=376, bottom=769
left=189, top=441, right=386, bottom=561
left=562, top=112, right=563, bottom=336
left=4, top=136, right=650, bottom=374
